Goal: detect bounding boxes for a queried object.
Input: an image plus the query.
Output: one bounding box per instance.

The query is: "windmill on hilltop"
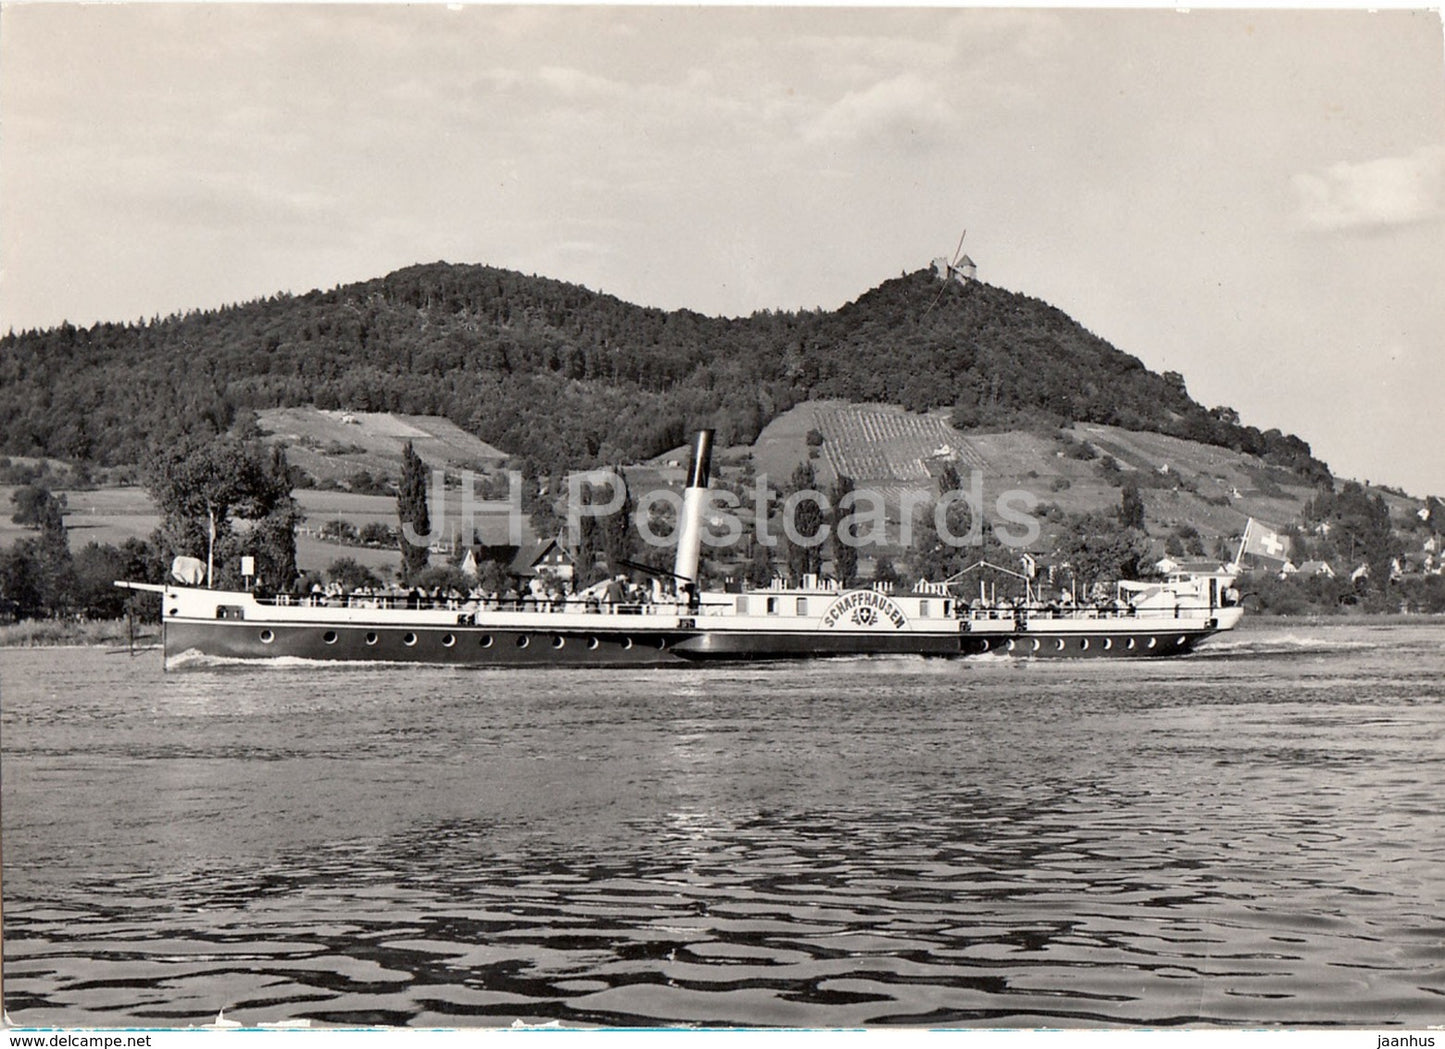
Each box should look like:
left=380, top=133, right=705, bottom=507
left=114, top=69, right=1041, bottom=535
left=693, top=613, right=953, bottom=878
left=932, top=230, right=977, bottom=285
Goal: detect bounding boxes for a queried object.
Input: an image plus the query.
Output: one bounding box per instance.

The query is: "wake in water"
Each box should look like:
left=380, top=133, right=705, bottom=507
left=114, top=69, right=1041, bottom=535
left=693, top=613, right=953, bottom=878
left=1195, top=633, right=1382, bottom=657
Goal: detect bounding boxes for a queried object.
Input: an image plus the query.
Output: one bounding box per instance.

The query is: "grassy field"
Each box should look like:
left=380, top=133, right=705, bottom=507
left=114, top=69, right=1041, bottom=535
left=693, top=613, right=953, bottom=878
left=257, top=407, right=509, bottom=485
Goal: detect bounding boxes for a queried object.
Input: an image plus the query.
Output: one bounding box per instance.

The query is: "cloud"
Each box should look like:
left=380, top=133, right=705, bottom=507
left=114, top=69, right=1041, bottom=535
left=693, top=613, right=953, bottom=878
left=802, top=73, right=950, bottom=149
left=1293, top=146, right=1445, bottom=232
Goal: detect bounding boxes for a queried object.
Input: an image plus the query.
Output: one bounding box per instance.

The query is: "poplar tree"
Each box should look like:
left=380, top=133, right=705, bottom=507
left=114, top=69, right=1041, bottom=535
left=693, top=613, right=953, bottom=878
left=783, top=460, right=825, bottom=582
left=398, top=441, right=431, bottom=582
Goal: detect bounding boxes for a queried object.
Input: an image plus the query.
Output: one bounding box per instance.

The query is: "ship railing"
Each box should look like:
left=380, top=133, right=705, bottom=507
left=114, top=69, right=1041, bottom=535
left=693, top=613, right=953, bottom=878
left=256, top=593, right=693, bottom=617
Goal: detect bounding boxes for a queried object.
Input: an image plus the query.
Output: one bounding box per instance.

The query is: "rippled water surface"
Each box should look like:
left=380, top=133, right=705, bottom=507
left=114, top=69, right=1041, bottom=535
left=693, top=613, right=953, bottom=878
left=3, top=622, right=1443, bottom=1028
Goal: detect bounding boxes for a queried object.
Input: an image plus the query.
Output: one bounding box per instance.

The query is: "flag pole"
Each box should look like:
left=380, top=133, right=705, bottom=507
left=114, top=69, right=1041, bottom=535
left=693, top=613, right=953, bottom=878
left=1232, top=518, right=1252, bottom=570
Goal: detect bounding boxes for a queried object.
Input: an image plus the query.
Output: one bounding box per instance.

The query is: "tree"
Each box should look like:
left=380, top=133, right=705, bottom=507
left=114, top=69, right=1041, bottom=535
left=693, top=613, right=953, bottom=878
left=326, top=557, right=383, bottom=591
left=782, top=460, right=825, bottom=581
left=1119, top=483, right=1146, bottom=531
left=745, top=538, right=776, bottom=588
left=359, top=522, right=398, bottom=546
left=599, top=469, right=636, bottom=574
left=0, top=489, right=75, bottom=619
left=572, top=471, right=633, bottom=585
left=828, top=474, right=859, bottom=586
left=397, top=440, right=431, bottom=581
left=1056, top=511, right=1151, bottom=592
left=145, top=435, right=291, bottom=587
left=71, top=542, right=130, bottom=619
left=10, top=485, right=66, bottom=531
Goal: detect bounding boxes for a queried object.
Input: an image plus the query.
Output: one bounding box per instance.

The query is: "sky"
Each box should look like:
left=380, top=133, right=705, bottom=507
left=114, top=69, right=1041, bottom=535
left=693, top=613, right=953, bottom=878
left=2, top=4, right=1443, bottom=497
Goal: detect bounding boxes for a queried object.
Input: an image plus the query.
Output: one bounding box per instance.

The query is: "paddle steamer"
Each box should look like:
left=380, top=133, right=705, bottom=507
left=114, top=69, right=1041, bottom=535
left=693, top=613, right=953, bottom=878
left=119, top=431, right=1243, bottom=667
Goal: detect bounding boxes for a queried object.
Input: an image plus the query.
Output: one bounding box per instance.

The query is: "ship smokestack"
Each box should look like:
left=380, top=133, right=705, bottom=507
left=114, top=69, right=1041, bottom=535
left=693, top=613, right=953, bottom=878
left=672, top=429, right=714, bottom=585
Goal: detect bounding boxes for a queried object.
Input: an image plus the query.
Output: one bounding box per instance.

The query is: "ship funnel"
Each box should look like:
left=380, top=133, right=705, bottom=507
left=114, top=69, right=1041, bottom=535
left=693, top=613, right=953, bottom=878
left=672, top=429, right=714, bottom=586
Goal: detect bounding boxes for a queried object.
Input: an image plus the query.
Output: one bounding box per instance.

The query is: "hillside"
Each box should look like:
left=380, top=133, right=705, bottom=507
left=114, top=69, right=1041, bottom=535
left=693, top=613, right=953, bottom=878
left=746, top=401, right=1421, bottom=552
left=1, top=262, right=1329, bottom=486
left=5, top=400, right=1426, bottom=582
left=256, top=408, right=508, bottom=486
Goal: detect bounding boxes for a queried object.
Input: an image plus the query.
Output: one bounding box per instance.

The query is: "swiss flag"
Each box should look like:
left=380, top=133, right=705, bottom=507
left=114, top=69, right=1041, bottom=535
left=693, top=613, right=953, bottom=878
left=1242, top=519, right=1290, bottom=561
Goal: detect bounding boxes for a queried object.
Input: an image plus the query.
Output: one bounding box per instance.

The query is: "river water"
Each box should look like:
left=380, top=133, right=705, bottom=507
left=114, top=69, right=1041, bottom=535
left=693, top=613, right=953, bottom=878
left=2, top=621, right=1442, bottom=1028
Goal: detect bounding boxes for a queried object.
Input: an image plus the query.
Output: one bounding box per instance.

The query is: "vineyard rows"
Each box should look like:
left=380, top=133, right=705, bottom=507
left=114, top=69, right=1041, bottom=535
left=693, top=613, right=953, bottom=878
left=813, top=406, right=988, bottom=482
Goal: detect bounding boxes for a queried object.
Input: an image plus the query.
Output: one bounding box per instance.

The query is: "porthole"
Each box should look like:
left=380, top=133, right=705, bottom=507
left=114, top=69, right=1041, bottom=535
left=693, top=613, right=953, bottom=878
left=1055, top=638, right=1065, bottom=651
left=656, top=637, right=667, bottom=650
left=1103, top=637, right=1113, bottom=650
left=1127, top=638, right=1136, bottom=650
left=365, top=632, right=378, bottom=646
left=259, top=629, right=275, bottom=644
left=587, top=637, right=599, bottom=650
left=442, top=634, right=456, bottom=648
left=517, top=635, right=530, bottom=648
left=1007, top=639, right=1016, bottom=652
left=168, top=608, right=179, bottom=617
left=1031, top=639, right=1041, bottom=652
left=403, top=632, right=417, bottom=646
left=323, top=630, right=338, bottom=645
left=981, top=639, right=990, bottom=651
left=551, top=635, right=565, bottom=649
left=1148, top=637, right=1157, bottom=649
left=479, top=635, right=493, bottom=648
left=622, top=637, right=633, bottom=650
left=1177, top=635, right=1187, bottom=645
left=1081, top=638, right=1090, bottom=651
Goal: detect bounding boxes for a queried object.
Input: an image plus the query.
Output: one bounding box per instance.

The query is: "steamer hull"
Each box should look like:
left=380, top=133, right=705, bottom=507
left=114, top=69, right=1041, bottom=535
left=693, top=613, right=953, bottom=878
left=164, top=617, right=696, bottom=667
left=140, top=583, right=1239, bottom=668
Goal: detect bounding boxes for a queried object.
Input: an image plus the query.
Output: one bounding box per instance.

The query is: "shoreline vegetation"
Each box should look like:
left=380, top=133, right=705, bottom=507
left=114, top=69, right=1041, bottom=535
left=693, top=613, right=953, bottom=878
left=3, top=612, right=1438, bottom=649
left=0, top=619, right=159, bottom=648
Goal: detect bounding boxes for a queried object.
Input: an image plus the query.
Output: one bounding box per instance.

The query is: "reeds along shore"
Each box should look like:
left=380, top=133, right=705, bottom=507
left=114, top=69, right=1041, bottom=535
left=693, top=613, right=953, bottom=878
left=0, top=619, right=159, bottom=648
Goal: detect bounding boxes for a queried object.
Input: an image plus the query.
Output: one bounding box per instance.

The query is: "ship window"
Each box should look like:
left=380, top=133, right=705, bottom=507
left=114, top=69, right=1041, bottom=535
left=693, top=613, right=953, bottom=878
left=480, top=635, right=493, bottom=648
left=796, top=598, right=807, bottom=616
left=517, top=635, right=530, bottom=648
left=552, top=635, right=565, bottom=649
left=942, top=600, right=952, bottom=617
left=622, top=637, right=633, bottom=650
left=216, top=605, right=244, bottom=620
left=920, top=600, right=930, bottom=617
left=442, top=634, right=456, bottom=647
left=735, top=596, right=748, bottom=614
left=259, top=629, right=275, bottom=644
left=403, top=632, right=417, bottom=646
left=766, top=597, right=779, bottom=615
left=366, top=632, right=379, bottom=646
left=323, top=630, right=338, bottom=645
left=587, top=637, right=599, bottom=650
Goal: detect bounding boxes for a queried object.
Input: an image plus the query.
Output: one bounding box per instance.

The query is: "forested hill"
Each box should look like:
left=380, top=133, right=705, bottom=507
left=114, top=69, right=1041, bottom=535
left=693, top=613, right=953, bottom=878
left=1, top=263, right=1328, bottom=482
